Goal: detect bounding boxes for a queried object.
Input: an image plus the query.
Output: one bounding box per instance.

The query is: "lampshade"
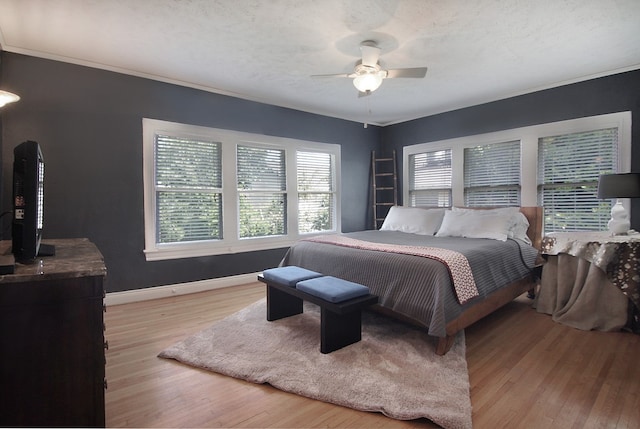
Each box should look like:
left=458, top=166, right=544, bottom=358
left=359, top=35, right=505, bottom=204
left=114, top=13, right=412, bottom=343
left=597, top=173, right=640, bottom=198
left=0, top=90, right=20, bottom=108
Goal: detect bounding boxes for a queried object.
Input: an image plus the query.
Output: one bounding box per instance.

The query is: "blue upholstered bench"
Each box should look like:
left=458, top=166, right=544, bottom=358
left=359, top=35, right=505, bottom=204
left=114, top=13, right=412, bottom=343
left=262, top=266, right=322, bottom=286
left=258, top=266, right=378, bottom=353
left=296, top=276, right=371, bottom=303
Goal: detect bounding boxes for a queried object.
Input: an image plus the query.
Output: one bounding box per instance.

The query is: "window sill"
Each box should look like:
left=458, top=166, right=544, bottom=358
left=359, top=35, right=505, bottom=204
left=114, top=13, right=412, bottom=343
left=143, top=232, right=337, bottom=261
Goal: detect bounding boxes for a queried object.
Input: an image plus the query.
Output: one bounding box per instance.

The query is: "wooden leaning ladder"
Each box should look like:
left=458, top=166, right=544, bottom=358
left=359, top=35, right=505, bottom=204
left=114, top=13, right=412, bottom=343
left=371, top=150, right=398, bottom=229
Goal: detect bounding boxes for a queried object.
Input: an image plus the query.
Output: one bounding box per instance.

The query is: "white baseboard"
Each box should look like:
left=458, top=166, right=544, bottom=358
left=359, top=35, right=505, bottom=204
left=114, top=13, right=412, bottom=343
left=105, top=272, right=260, bottom=306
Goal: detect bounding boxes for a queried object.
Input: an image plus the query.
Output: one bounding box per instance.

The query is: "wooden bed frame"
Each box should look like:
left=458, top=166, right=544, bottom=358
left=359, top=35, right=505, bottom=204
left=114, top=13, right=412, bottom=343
left=436, top=206, right=543, bottom=355
left=373, top=206, right=544, bottom=355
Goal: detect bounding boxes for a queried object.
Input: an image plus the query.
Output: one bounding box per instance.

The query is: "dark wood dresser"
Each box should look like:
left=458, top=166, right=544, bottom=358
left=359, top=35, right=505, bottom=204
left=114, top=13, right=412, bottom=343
left=0, top=238, right=107, bottom=427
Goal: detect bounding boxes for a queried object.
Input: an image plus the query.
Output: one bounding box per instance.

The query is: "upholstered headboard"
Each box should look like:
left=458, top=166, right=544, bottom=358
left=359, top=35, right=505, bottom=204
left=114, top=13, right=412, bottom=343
left=519, top=207, right=543, bottom=250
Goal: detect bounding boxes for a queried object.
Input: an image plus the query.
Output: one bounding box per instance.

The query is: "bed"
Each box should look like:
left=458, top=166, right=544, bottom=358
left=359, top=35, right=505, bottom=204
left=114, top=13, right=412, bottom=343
left=280, top=206, right=543, bottom=355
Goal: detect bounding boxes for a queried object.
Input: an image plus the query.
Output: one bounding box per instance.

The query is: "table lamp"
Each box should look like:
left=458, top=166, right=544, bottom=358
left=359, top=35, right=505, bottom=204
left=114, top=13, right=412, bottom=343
left=597, top=173, right=640, bottom=235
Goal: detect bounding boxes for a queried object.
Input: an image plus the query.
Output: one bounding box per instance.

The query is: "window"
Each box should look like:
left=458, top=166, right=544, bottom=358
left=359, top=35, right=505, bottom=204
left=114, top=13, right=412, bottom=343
left=538, top=128, right=618, bottom=231
left=403, top=112, right=631, bottom=233
left=237, top=145, right=287, bottom=238
left=155, top=135, right=222, bottom=244
left=143, top=119, right=341, bottom=260
left=408, top=149, right=452, bottom=207
left=464, top=140, right=520, bottom=206
left=297, top=151, right=336, bottom=234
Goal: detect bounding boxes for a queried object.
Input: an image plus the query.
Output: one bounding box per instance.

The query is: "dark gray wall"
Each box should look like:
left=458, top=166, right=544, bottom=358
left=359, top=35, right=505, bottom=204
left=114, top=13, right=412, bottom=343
left=383, top=69, right=640, bottom=229
left=2, top=51, right=639, bottom=293
left=0, top=52, right=379, bottom=292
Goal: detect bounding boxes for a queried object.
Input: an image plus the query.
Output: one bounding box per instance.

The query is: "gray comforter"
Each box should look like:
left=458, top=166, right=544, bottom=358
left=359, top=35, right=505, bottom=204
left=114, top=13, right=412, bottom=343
left=280, top=230, right=539, bottom=338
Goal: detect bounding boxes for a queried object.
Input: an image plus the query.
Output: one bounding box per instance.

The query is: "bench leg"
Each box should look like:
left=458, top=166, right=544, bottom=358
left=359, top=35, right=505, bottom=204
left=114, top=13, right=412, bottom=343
left=320, top=308, right=362, bottom=354
left=266, top=285, right=303, bottom=321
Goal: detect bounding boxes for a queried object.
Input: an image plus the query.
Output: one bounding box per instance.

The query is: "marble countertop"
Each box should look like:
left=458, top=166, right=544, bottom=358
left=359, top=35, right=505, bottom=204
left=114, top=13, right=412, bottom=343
left=0, top=238, right=106, bottom=283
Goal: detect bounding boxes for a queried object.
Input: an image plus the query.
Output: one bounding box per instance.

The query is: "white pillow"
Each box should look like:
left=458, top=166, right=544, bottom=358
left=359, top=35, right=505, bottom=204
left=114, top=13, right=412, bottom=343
left=434, top=210, right=467, bottom=238
left=451, top=207, right=531, bottom=243
left=462, top=212, right=514, bottom=241
left=510, top=212, right=532, bottom=244
left=379, top=206, right=445, bottom=235
left=436, top=209, right=513, bottom=241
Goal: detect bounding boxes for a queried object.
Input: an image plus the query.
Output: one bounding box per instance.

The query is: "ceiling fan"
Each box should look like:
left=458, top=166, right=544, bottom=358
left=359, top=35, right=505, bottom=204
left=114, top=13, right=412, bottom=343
left=312, top=40, right=428, bottom=96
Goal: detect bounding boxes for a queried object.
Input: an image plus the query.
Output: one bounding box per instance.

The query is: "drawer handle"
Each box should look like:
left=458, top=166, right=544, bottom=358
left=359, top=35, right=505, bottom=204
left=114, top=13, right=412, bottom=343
left=104, top=340, right=109, bottom=350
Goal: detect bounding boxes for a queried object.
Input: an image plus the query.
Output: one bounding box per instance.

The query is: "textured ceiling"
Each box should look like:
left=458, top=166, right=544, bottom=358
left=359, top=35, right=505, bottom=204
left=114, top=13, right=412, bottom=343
left=1, top=0, right=639, bottom=126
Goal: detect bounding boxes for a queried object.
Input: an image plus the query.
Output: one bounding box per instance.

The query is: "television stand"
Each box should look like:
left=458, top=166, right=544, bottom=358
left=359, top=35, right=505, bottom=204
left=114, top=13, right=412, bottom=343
left=0, top=238, right=107, bottom=427
left=38, top=242, right=56, bottom=256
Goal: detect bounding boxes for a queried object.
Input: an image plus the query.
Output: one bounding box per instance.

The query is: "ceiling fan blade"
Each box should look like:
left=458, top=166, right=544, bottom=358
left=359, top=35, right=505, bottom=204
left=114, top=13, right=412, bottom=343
left=311, top=73, right=353, bottom=78
left=385, top=67, right=428, bottom=79
left=360, top=43, right=381, bottom=67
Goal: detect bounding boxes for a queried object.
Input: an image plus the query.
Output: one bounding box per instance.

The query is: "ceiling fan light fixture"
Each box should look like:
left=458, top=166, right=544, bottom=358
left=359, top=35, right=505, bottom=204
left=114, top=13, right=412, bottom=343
left=0, top=90, right=20, bottom=108
left=311, top=39, right=427, bottom=98
left=353, top=71, right=384, bottom=93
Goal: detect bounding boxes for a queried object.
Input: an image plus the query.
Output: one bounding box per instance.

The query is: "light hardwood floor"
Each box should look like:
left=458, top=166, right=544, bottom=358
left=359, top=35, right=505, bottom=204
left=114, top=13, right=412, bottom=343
left=105, top=283, right=640, bottom=428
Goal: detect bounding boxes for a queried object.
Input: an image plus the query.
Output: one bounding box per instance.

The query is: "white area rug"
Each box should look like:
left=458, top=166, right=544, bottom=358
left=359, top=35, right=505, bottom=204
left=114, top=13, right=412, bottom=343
left=159, top=298, right=472, bottom=429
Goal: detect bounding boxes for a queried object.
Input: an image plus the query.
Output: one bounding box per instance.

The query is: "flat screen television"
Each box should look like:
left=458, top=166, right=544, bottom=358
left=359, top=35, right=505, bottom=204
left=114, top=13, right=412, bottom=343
left=12, top=140, right=53, bottom=263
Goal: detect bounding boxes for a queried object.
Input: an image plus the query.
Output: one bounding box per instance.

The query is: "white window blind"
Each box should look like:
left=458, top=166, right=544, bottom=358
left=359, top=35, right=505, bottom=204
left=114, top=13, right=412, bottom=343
left=464, top=140, right=520, bottom=206
left=297, top=151, right=335, bottom=233
left=408, top=149, right=452, bottom=207
left=237, top=145, right=286, bottom=238
left=538, top=128, right=618, bottom=232
left=155, top=135, right=222, bottom=243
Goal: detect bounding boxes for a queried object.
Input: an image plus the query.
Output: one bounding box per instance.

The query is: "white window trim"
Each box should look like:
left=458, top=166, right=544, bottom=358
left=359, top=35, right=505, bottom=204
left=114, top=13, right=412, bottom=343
left=143, top=118, right=342, bottom=261
left=403, top=111, right=632, bottom=210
